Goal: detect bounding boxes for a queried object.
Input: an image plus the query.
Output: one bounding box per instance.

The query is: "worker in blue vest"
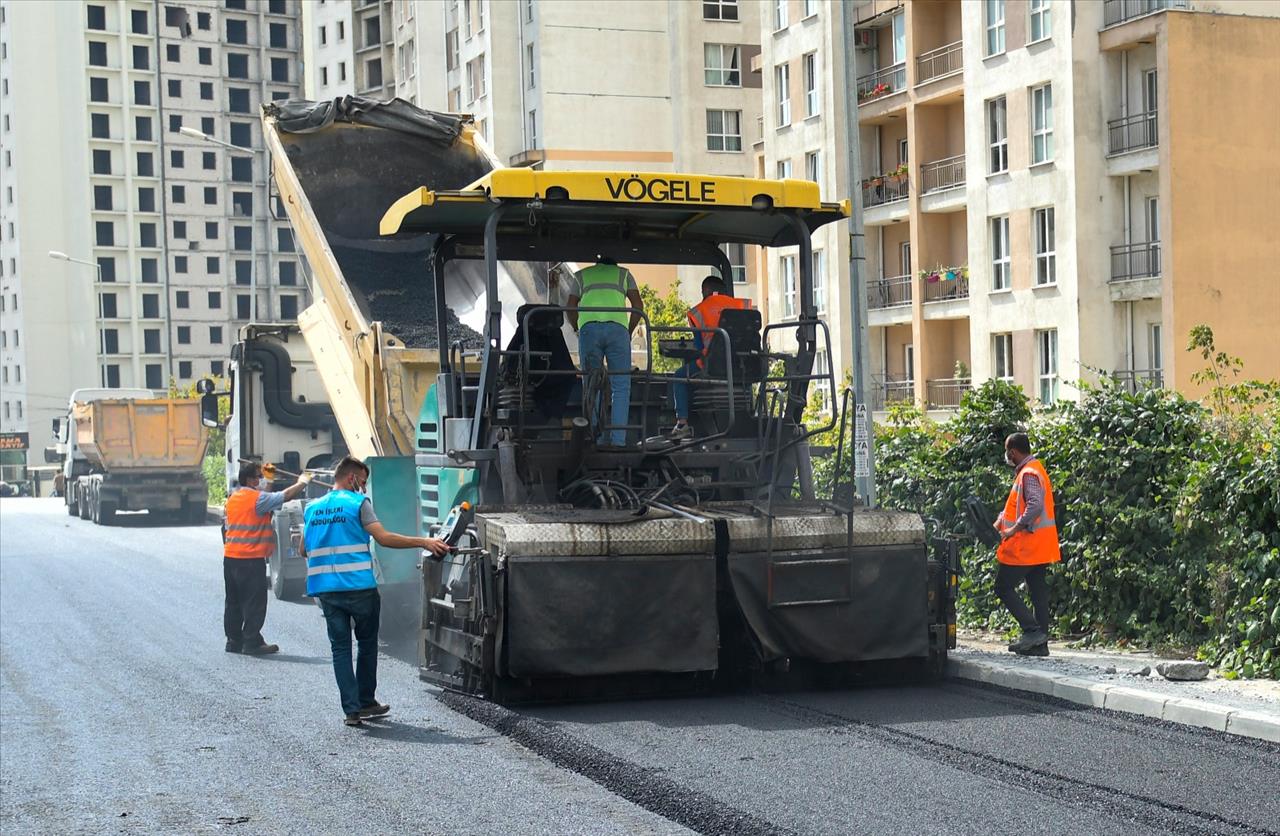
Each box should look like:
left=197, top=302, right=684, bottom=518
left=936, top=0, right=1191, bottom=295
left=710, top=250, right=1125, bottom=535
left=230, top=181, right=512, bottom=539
left=566, top=257, right=645, bottom=447
left=301, top=455, right=451, bottom=727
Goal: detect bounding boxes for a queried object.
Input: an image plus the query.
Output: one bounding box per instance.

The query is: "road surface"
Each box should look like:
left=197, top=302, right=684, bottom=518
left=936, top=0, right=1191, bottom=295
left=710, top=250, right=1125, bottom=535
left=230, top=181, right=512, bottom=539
left=2, top=498, right=1277, bottom=835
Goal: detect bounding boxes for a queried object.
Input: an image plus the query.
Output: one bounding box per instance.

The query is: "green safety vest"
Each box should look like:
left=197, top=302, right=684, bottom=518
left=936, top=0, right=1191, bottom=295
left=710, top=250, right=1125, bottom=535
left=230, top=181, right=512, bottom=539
left=577, top=264, right=630, bottom=329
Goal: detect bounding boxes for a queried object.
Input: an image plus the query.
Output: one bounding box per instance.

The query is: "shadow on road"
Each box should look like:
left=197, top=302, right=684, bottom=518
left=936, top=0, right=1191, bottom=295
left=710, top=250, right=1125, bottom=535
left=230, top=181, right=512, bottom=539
left=356, top=717, right=494, bottom=747
left=252, top=653, right=330, bottom=666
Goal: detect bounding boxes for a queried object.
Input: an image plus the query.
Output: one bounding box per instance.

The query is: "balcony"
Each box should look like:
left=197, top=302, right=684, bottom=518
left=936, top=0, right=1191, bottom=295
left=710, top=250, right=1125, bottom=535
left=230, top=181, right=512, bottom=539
left=926, top=378, right=971, bottom=409
left=1110, top=368, right=1164, bottom=393
left=873, top=375, right=915, bottom=410
left=915, top=41, right=962, bottom=86
left=1103, top=0, right=1188, bottom=27
left=920, top=154, right=965, bottom=194
left=921, top=268, right=969, bottom=303
left=1108, top=111, right=1158, bottom=155
left=861, top=173, right=909, bottom=208
left=857, top=63, right=906, bottom=105
left=1110, top=241, right=1161, bottom=281
left=868, top=275, right=912, bottom=309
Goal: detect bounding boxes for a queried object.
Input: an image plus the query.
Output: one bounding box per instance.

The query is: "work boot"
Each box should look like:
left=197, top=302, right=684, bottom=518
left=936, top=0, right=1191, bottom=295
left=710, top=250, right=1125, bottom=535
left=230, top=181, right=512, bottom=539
left=344, top=713, right=363, bottom=727
left=359, top=702, right=391, bottom=719
left=1017, top=642, right=1050, bottom=657
left=224, top=642, right=242, bottom=654
left=243, top=642, right=280, bottom=655
left=1010, top=631, right=1048, bottom=654
left=668, top=423, right=693, bottom=441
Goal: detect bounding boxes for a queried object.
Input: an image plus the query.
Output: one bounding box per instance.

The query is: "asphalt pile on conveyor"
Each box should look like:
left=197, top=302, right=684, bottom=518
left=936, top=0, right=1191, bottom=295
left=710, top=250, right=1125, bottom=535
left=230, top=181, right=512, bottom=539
left=330, top=243, right=483, bottom=350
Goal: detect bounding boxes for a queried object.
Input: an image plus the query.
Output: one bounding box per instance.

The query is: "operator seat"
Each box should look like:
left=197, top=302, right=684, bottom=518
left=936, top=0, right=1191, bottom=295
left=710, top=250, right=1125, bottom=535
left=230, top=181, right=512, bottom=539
left=690, top=307, right=765, bottom=420
left=499, top=305, right=578, bottom=420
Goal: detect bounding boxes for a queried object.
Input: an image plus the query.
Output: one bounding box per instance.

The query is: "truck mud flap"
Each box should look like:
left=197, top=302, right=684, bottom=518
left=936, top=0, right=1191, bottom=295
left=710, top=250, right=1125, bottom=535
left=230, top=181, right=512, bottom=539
left=501, top=553, right=719, bottom=678
left=725, top=543, right=930, bottom=664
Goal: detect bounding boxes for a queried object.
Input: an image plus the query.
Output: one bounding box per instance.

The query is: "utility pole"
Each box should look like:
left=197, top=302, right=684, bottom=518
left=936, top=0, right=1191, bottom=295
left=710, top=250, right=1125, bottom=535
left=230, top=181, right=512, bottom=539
left=840, top=0, right=877, bottom=507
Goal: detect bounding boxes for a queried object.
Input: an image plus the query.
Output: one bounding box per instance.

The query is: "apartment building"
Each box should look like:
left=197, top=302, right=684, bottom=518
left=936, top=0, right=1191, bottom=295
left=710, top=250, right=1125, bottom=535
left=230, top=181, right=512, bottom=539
left=841, top=0, right=1280, bottom=414
left=0, top=0, right=306, bottom=471
left=302, top=0, right=395, bottom=100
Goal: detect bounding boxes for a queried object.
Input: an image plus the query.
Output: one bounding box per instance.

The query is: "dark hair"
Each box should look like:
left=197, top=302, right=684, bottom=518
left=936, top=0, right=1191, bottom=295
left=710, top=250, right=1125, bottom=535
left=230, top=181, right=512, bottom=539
left=238, top=461, right=261, bottom=485
left=333, top=455, right=369, bottom=483
left=702, top=276, right=727, bottom=295
left=598, top=256, right=618, bottom=266
left=1005, top=432, right=1031, bottom=455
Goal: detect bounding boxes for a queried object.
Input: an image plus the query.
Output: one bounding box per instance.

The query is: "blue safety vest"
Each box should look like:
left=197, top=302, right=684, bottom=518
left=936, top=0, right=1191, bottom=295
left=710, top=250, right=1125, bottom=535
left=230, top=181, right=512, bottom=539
left=302, top=490, right=376, bottom=595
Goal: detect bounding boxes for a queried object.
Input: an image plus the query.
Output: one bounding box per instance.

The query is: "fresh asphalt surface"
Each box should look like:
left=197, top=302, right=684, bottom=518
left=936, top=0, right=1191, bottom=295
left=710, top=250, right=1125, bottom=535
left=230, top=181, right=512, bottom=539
left=2, top=498, right=1278, bottom=836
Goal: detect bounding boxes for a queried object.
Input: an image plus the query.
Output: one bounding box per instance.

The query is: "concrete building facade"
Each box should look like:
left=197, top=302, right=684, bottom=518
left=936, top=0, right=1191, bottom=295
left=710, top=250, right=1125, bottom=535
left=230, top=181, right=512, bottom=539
left=0, top=0, right=306, bottom=475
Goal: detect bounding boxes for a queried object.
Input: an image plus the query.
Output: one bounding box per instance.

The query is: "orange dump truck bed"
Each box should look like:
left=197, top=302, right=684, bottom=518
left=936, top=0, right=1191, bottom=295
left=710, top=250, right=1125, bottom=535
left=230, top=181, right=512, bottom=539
left=73, top=398, right=209, bottom=472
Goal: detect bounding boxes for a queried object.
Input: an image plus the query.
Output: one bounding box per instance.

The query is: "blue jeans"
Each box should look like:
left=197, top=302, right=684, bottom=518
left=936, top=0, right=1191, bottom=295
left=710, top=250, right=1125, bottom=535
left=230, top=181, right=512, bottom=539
left=317, top=588, right=380, bottom=716
left=670, top=362, right=696, bottom=421
left=579, top=321, right=632, bottom=446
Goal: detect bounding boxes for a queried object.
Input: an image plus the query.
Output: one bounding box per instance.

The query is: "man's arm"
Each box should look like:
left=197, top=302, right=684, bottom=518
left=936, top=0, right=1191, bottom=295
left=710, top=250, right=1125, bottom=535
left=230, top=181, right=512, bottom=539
left=253, top=477, right=308, bottom=515
left=566, top=294, right=581, bottom=331
left=365, top=521, right=451, bottom=556
left=626, top=288, right=644, bottom=334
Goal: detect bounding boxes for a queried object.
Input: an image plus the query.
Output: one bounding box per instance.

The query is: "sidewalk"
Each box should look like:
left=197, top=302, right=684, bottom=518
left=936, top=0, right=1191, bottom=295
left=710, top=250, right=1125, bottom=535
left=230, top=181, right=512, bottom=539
left=950, top=633, right=1280, bottom=743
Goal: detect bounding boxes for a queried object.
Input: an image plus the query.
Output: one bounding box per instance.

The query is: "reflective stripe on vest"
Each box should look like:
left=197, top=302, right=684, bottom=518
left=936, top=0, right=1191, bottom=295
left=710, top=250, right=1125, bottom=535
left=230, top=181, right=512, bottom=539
left=996, top=457, right=1061, bottom=566
left=687, top=294, right=752, bottom=367
left=577, top=264, right=630, bottom=329
left=302, top=490, right=377, bottom=595
left=224, top=488, right=275, bottom=559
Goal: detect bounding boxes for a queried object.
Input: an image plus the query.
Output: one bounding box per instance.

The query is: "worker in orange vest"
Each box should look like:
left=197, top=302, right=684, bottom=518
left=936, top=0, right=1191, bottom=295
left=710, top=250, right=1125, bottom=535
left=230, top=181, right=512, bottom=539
left=993, top=432, right=1061, bottom=656
left=223, top=461, right=309, bottom=655
left=666, top=276, right=752, bottom=441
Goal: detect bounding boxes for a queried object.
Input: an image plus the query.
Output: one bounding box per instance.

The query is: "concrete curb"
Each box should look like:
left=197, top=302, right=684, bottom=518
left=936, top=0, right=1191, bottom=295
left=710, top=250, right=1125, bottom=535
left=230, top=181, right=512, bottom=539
left=949, top=657, right=1280, bottom=744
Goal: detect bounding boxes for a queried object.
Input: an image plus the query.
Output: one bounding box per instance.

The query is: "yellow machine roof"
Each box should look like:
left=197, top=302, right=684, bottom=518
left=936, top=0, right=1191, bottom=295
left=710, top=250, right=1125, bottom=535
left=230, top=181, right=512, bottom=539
left=379, top=169, right=849, bottom=248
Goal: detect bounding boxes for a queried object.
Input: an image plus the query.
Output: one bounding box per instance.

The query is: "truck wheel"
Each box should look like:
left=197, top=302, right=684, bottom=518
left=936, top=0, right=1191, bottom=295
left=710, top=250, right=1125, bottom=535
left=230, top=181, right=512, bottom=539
left=66, top=495, right=77, bottom=517
left=78, top=491, right=91, bottom=520
left=184, top=501, right=207, bottom=526
left=97, top=501, right=117, bottom=526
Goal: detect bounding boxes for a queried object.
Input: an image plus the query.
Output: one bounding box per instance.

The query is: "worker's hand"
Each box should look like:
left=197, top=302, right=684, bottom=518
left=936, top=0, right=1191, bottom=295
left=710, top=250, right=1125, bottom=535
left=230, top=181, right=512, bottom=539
left=1000, top=527, right=1018, bottom=542
left=297, top=472, right=313, bottom=485
left=420, top=537, right=452, bottom=557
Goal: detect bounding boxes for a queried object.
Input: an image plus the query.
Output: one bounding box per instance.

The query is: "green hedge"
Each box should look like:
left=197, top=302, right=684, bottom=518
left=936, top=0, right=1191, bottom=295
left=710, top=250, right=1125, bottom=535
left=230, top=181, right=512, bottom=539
left=814, top=373, right=1278, bottom=679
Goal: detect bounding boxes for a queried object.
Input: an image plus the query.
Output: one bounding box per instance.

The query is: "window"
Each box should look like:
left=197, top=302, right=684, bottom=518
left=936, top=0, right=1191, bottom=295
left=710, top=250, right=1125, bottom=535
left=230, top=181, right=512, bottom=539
left=166, top=44, right=180, bottom=62
left=276, top=262, right=296, bottom=286
left=143, top=329, right=161, bottom=353
left=985, top=0, right=1005, bottom=56
left=145, top=364, right=162, bottom=389
left=170, top=149, right=184, bottom=169
left=892, top=12, right=906, bottom=65
left=96, top=221, right=115, bottom=247
left=168, top=114, right=183, bottom=133
left=90, top=77, right=109, bottom=103
left=208, top=290, right=222, bottom=309
left=226, top=19, right=248, bottom=44
left=276, top=228, right=295, bottom=253
left=233, top=226, right=252, bottom=251
left=781, top=255, right=797, bottom=318
left=173, top=220, right=187, bottom=240
left=133, top=81, right=151, bottom=106
left=993, top=333, right=1014, bottom=381
left=367, top=57, right=384, bottom=88
left=812, top=250, right=826, bottom=314
left=1034, top=207, right=1056, bottom=285
left=704, top=44, right=741, bottom=87
left=703, top=0, right=738, bottom=22
left=92, top=149, right=112, bottom=174
left=167, top=79, right=181, bottom=100
left=140, top=152, right=156, bottom=176
left=101, top=329, right=119, bottom=354
left=804, top=150, right=821, bottom=185
left=136, top=116, right=153, bottom=141
left=228, top=54, right=249, bottom=80
left=232, top=191, right=253, bottom=217
left=705, top=109, right=742, bottom=152
left=270, top=57, right=289, bottom=83
left=176, top=326, right=191, bottom=345
left=319, top=24, right=327, bottom=45
left=723, top=243, right=747, bottom=285
left=138, top=188, right=155, bottom=212
left=775, top=63, right=791, bottom=126
left=338, top=20, right=345, bottom=40
left=1031, top=83, right=1054, bottom=164
left=526, top=0, right=534, bottom=21
left=132, top=45, right=149, bottom=70
left=178, top=361, right=192, bottom=380
left=170, top=185, right=185, bottom=205
left=142, top=294, right=160, bottom=319
left=528, top=109, right=538, bottom=148
left=991, top=216, right=1010, bottom=290
left=280, top=295, right=298, bottom=319
left=777, top=158, right=792, bottom=180
left=211, top=361, right=224, bottom=377
left=1030, top=0, right=1051, bottom=43
left=204, top=152, right=218, bottom=171
left=204, top=187, right=218, bottom=205
left=1037, top=329, right=1058, bottom=404
left=465, top=57, right=483, bottom=101
left=140, top=258, right=158, bottom=283
left=87, top=5, right=106, bottom=29
left=104, top=365, right=121, bottom=388
left=987, top=96, right=1008, bottom=174
left=803, top=53, right=819, bottom=116
left=205, top=221, right=219, bottom=240
left=139, top=222, right=157, bottom=248
left=201, top=117, right=214, bottom=135
left=198, top=46, right=211, bottom=64
left=904, top=344, right=915, bottom=382
left=93, top=185, right=113, bottom=211
left=88, top=41, right=108, bottom=67
left=773, top=0, right=788, bottom=30
left=98, top=257, right=116, bottom=282
left=210, top=326, right=224, bottom=345
left=320, top=67, right=329, bottom=87
left=91, top=113, right=111, bottom=139
left=100, top=293, right=118, bottom=318
left=804, top=0, right=820, bottom=17
left=229, top=122, right=251, bottom=147
left=813, top=350, right=831, bottom=412
left=174, top=256, right=188, bottom=274
left=131, top=9, right=148, bottom=34
left=526, top=43, right=535, bottom=88
left=1148, top=323, right=1163, bottom=371
left=175, top=290, right=190, bottom=309
left=338, top=62, right=347, bottom=81
left=236, top=294, right=252, bottom=320
left=207, top=257, right=221, bottom=274
left=269, top=22, right=287, bottom=48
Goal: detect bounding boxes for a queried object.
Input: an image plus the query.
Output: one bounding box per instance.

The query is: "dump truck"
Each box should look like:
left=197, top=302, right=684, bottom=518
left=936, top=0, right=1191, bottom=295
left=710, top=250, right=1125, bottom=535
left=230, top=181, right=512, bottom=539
left=262, top=97, right=958, bottom=702
left=53, top=390, right=209, bottom=526
left=255, top=98, right=545, bottom=622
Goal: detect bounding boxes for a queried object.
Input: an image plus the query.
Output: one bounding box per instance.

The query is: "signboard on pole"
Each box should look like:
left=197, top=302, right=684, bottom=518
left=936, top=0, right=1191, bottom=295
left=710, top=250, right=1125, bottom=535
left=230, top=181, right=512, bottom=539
left=853, top=403, right=870, bottom=478
left=0, top=432, right=30, bottom=451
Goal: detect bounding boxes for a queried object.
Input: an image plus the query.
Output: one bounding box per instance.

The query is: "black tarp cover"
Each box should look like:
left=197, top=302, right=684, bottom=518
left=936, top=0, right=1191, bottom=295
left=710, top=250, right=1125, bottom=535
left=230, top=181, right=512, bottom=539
left=266, top=96, right=464, bottom=144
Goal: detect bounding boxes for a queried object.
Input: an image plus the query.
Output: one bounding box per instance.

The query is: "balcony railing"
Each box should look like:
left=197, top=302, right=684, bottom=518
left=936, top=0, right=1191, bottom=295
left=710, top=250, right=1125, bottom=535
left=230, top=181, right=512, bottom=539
left=922, top=270, right=969, bottom=303
left=1108, top=110, right=1158, bottom=154
left=1110, top=241, right=1161, bottom=281
left=926, top=378, right=972, bottom=409
left=868, top=275, right=913, bottom=309
left=916, top=41, right=962, bottom=85
left=1110, top=368, right=1164, bottom=393
left=873, top=376, right=915, bottom=409
left=862, top=174, right=909, bottom=208
left=1103, top=0, right=1188, bottom=27
left=856, top=63, right=907, bottom=103
left=920, top=154, right=965, bottom=193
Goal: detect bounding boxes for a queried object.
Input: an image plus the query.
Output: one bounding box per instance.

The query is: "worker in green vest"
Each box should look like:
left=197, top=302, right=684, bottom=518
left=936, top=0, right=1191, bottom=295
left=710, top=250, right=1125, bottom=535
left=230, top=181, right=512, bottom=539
left=566, top=258, right=645, bottom=446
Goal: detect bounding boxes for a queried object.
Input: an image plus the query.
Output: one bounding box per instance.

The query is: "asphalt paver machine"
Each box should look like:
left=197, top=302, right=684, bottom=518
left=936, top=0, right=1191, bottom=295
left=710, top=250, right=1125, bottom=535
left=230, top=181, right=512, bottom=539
left=379, top=168, right=957, bottom=702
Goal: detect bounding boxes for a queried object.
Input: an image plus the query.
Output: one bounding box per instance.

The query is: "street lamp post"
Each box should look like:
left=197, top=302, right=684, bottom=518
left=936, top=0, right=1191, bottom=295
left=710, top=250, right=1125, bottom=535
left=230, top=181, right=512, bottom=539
left=48, top=250, right=105, bottom=387
left=178, top=127, right=262, bottom=323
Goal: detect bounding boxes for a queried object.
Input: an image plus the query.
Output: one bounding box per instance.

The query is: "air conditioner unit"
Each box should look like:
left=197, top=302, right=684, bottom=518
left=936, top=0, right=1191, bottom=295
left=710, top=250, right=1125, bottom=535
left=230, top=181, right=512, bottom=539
left=855, top=29, right=876, bottom=50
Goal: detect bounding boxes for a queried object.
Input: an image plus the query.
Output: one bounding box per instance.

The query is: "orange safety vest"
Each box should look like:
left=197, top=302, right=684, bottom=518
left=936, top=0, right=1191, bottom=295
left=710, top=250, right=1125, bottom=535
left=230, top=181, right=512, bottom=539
left=996, top=457, right=1061, bottom=566
left=223, top=488, right=276, bottom=559
left=687, top=293, right=752, bottom=367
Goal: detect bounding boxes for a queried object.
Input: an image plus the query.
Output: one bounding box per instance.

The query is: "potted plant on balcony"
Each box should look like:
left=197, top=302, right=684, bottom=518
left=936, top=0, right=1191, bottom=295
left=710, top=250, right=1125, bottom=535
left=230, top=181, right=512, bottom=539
left=919, top=267, right=942, bottom=283
left=889, top=163, right=908, bottom=178
left=859, top=82, right=892, bottom=102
